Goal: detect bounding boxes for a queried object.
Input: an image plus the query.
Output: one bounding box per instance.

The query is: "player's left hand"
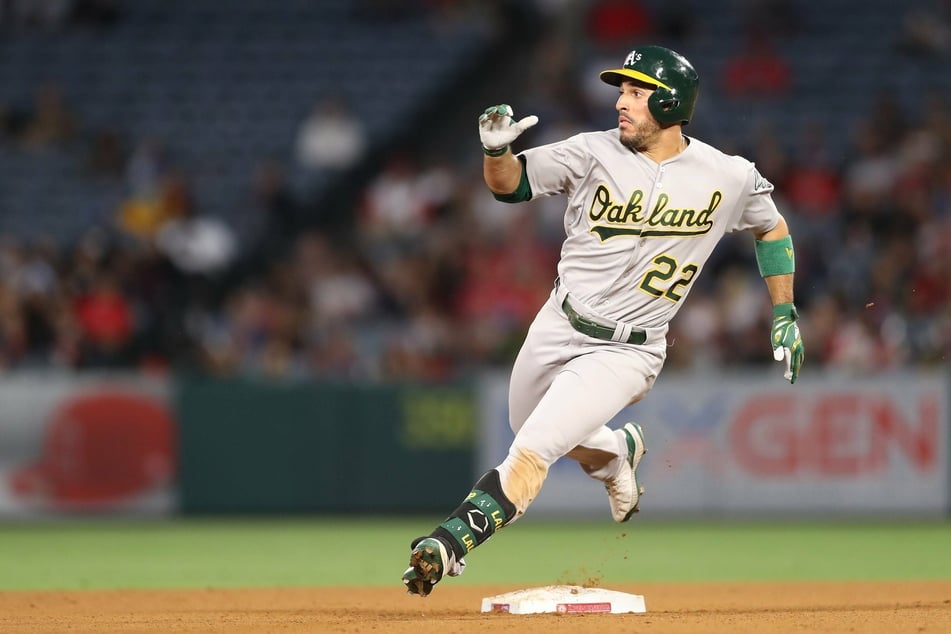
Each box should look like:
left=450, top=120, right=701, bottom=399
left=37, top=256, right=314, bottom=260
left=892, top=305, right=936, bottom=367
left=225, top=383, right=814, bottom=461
left=771, top=303, right=804, bottom=383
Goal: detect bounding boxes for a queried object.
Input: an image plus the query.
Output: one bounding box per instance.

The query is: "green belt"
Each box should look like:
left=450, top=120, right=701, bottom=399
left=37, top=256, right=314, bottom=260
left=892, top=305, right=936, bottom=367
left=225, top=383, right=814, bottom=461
left=561, top=298, right=647, bottom=345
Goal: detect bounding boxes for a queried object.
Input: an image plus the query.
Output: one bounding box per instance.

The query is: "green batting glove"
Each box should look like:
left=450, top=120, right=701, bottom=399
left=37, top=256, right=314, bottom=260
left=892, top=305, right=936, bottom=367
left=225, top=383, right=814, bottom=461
left=771, top=303, right=804, bottom=384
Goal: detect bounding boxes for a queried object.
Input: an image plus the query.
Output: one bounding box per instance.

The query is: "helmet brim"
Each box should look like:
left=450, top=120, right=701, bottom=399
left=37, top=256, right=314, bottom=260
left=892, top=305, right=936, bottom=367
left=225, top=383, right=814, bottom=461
left=599, top=68, right=672, bottom=91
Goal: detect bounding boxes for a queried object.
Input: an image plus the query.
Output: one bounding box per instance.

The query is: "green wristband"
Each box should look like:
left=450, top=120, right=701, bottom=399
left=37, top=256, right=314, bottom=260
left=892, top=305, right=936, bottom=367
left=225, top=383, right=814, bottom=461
left=754, top=235, right=795, bottom=277
left=773, top=302, right=798, bottom=320
left=482, top=145, right=509, bottom=157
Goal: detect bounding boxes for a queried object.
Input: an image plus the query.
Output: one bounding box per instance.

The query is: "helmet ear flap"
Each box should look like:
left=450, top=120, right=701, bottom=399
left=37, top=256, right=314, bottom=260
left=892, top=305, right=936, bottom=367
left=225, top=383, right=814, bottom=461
left=648, top=86, right=681, bottom=125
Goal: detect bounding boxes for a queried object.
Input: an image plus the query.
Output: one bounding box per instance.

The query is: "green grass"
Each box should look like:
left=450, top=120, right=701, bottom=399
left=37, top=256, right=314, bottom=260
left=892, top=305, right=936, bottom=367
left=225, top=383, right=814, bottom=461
left=0, top=517, right=948, bottom=590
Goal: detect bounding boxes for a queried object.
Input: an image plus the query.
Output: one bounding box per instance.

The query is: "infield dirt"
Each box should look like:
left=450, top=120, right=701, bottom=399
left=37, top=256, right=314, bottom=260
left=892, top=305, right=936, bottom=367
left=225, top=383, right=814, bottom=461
left=1, top=580, right=949, bottom=633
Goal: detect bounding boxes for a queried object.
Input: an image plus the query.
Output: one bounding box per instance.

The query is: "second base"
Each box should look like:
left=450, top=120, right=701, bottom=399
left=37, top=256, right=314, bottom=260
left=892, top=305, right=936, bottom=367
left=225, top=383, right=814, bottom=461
left=480, top=585, right=646, bottom=615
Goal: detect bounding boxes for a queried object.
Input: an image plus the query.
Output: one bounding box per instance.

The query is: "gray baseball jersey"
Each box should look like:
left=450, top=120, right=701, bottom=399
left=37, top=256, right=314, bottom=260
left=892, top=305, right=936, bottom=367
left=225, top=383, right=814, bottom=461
left=519, top=130, right=780, bottom=328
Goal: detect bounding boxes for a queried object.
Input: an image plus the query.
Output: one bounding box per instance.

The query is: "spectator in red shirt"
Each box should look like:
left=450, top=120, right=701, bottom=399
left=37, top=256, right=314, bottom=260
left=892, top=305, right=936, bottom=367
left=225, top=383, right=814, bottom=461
left=586, top=0, right=653, bottom=46
left=73, top=272, right=134, bottom=367
left=722, top=31, right=792, bottom=98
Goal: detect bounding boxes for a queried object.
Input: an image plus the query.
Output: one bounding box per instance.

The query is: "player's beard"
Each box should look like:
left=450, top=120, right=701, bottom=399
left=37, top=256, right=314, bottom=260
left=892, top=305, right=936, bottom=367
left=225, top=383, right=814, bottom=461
left=619, top=116, right=662, bottom=153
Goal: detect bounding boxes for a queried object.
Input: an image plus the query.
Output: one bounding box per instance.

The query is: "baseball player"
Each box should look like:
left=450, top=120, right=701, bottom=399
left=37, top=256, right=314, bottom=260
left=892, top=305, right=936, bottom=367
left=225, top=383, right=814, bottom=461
left=402, top=45, right=804, bottom=597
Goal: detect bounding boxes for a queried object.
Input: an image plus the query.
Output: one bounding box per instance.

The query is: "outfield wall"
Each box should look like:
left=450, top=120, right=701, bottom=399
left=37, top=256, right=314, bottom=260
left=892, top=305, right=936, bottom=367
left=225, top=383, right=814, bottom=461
left=478, top=371, right=951, bottom=517
left=175, top=376, right=475, bottom=514
left=0, top=371, right=947, bottom=518
left=0, top=373, right=477, bottom=516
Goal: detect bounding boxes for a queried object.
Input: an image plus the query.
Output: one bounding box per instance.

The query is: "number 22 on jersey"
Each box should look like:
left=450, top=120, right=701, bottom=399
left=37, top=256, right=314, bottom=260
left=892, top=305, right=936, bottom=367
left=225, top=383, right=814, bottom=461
left=639, top=254, right=698, bottom=303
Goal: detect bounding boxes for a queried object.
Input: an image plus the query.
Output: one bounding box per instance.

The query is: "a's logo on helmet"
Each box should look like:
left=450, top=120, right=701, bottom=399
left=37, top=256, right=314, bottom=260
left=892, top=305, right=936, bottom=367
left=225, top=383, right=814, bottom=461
left=624, top=51, right=642, bottom=67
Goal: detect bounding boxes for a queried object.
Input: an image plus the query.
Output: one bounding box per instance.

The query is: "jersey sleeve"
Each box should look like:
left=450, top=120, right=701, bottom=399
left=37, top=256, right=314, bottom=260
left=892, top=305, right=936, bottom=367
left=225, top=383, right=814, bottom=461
left=726, top=163, right=781, bottom=234
left=519, top=134, right=591, bottom=199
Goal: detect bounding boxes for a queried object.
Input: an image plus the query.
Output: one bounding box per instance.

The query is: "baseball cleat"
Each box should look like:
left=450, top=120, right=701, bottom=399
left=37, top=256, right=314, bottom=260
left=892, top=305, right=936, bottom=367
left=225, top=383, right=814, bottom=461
left=402, top=537, right=449, bottom=597
left=605, top=422, right=647, bottom=522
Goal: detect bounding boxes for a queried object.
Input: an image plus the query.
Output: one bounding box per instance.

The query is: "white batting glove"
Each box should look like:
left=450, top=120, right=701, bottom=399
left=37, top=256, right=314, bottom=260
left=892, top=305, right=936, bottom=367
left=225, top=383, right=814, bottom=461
left=478, top=104, right=538, bottom=155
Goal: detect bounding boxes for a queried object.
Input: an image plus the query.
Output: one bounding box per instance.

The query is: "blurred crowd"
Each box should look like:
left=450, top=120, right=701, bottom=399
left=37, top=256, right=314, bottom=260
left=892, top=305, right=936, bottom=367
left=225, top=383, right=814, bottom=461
left=0, top=0, right=949, bottom=381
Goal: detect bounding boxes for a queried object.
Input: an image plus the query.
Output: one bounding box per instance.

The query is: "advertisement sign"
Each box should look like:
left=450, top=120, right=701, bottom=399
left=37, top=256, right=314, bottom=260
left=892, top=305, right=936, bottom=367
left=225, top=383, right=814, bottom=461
left=0, top=374, right=176, bottom=517
left=478, top=372, right=949, bottom=516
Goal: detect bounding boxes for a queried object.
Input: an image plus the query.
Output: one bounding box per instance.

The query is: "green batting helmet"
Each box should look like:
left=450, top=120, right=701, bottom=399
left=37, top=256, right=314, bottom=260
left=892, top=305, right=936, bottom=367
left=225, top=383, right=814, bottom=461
left=600, top=46, right=699, bottom=125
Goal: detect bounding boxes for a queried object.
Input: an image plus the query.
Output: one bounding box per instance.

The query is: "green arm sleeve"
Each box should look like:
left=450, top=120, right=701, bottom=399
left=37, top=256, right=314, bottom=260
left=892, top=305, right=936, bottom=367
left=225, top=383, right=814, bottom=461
left=492, top=155, right=532, bottom=203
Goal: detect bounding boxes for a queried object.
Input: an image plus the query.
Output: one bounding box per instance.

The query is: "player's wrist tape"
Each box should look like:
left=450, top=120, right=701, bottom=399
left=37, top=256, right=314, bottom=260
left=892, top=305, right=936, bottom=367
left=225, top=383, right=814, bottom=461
left=773, top=302, right=798, bottom=321
left=754, top=235, right=795, bottom=277
left=482, top=144, right=509, bottom=157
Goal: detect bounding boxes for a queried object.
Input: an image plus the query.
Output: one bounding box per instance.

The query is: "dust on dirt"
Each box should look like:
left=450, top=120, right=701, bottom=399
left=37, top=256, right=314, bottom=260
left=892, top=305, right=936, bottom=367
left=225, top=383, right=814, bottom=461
left=1, top=580, right=949, bottom=633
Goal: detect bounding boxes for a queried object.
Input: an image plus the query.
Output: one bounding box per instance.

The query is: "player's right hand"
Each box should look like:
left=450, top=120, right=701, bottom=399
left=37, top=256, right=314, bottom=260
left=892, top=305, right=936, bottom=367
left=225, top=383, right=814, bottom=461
left=478, top=104, right=538, bottom=152
left=770, top=303, right=804, bottom=384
